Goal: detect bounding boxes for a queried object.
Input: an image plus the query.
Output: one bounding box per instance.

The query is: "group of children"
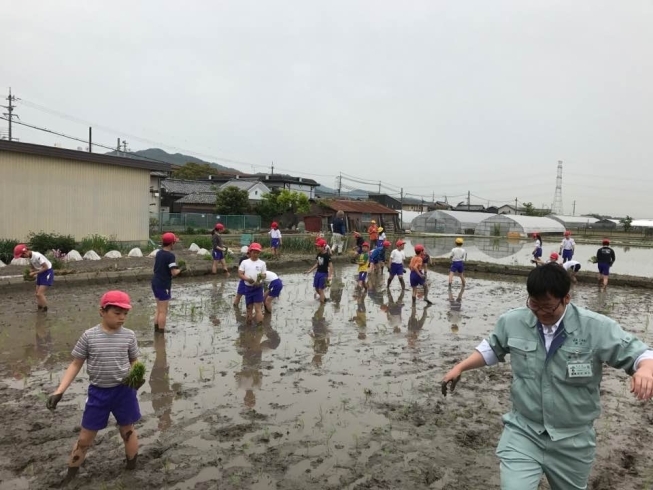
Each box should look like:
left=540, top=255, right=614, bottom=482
left=534, top=230, right=617, bottom=291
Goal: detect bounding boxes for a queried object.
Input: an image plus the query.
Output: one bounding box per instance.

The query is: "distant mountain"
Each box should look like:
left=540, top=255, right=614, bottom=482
left=105, top=148, right=240, bottom=173
left=315, top=185, right=369, bottom=199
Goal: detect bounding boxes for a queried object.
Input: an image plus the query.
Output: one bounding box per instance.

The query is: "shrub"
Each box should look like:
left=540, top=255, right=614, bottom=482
left=79, top=234, right=120, bottom=255
left=28, top=232, right=76, bottom=254
left=0, top=238, right=19, bottom=264
left=181, top=235, right=212, bottom=251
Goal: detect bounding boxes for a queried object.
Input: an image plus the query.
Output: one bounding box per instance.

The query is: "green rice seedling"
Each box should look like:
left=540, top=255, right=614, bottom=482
left=122, top=362, right=146, bottom=389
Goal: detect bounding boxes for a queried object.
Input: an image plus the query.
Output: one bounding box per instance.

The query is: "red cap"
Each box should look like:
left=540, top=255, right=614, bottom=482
left=316, top=239, right=327, bottom=247
left=564, top=230, right=571, bottom=236
left=383, top=240, right=391, bottom=247
left=215, top=223, right=224, bottom=230
left=549, top=252, right=559, bottom=260
left=13, top=244, right=28, bottom=259
left=362, top=242, right=370, bottom=248
left=602, top=238, right=610, bottom=245
left=162, top=232, right=178, bottom=245
left=271, top=222, right=278, bottom=228
left=414, top=244, right=424, bottom=253
left=532, top=232, right=539, bottom=237
left=100, top=290, right=132, bottom=310
left=396, top=239, right=405, bottom=247
left=249, top=242, right=262, bottom=252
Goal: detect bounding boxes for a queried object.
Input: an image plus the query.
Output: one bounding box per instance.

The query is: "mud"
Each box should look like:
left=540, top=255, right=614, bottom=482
left=1, top=267, right=653, bottom=489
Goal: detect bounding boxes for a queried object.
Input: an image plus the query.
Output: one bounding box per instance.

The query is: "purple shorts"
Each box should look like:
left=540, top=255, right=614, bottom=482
left=533, top=248, right=542, bottom=259
left=562, top=249, right=573, bottom=261
left=389, top=263, right=404, bottom=277
left=450, top=261, right=464, bottom=274
left=82, top=384, right=141, bottom=431
left=271, top=238, right=281, bottom=249
left=152, top=283, right=171, bottom=301
left=237, top=279, right=248, bottom=295
left=36, top=269, right=54, bottom=287
left=410, top=271, right=425, bottom=287
left=598, top=263, right=611, bottom=276
left=314, top=271, right=328, bottom=290
left=212, top=249, right=224, bottom=260
left=268, top=279, right=283, bottom=298
left=244, top=285, right=264, bottom=305
left=358, top=271, right=368, bottom=283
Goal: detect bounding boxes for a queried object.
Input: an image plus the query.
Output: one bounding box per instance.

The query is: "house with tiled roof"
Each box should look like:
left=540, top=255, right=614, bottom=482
left=160, top=178, right=218, bottom=212
left=303, top=199, right=400, bottom=233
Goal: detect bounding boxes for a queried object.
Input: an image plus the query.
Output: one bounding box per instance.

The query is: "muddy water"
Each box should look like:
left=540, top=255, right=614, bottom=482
left=1, top=268, right=653, bottom=489
left=404, top=237, right=653, bottom=277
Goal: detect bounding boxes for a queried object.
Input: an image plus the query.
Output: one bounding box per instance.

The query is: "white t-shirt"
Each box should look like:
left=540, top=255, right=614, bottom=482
left=534, top=239, right=541, bottom=248
left=269, top=229, right=282, bottom=239
left=562, top=260, right=580, bottom=271
left=263, top=271, right=279, bottom=283
left=451, top=247, right=467, bottom=262
left=238, top=258, right=267, bottom=286
left=379, top=232, right=386, bottom=241
left=560, top=238, right=575, bottom=250
left=30, top=251, right=52, bottom=271
left=390, top=249, right=405, bottom=264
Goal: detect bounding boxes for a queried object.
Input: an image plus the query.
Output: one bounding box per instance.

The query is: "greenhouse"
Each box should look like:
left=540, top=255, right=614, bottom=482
left=410, top=210, right=495, bottom=234
left=475, top=215, right=566, bottom=237
left=547, top=214, right=599, bottom=228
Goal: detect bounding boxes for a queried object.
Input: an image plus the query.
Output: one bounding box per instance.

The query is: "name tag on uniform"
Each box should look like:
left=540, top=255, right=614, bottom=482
left=567, top=362, right=592, bottom=378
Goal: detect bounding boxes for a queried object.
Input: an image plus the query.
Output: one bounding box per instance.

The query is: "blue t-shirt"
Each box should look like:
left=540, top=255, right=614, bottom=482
left=370, top=246, right=385, bottom=262
left=152, top=250, right=178, bottom=289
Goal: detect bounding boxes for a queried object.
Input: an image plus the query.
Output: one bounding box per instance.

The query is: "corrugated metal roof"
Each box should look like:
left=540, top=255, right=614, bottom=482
left=176, top=192, right=217, bottom=204
left=322, top=200, right=398, bottom=214
left=0, top=140, right=171, bottom=172
left=161, top=179, right=217, bottom=195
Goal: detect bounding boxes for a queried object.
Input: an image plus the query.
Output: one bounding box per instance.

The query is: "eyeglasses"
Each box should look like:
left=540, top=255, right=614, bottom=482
left=526, top=297, right=563, bottom=315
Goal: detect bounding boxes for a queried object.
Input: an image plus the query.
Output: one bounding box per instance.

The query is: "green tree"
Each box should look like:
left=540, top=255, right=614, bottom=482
left=172, top=162, right=222, bottom=180
left=620, top=215, right=633, bottom=233
left=277, top=189, right=310, bottom=214
left=255, top=189, right=284, bottom=223
left=216, top=186, right=250, bottom=215
left=522, top=202, right=536, bottom=216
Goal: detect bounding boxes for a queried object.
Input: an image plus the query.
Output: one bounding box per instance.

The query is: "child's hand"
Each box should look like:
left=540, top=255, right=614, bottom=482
left=132, top=379, right=146, bottom=390
left=46, top=393, right=63, bottom=411
left=29, top=271, right=37, bottom=277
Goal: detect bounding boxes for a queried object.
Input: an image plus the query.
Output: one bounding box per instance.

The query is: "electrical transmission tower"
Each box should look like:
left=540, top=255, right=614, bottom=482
left=551, top=160, right=563, bottom=214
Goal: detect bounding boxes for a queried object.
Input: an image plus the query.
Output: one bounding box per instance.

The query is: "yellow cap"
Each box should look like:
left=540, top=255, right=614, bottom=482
left=455, top=237, right=464, bottom=245
left=378, top=226, right=384, bottom=232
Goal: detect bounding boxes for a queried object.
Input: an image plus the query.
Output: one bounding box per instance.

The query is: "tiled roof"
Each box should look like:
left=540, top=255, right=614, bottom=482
left=219, top=180, right=271, bottom=193
left=322, top=200, right=399, bottom=214
left=161, top=179, right=217, bottom=195
left=175, top=192, right=217, bottom=204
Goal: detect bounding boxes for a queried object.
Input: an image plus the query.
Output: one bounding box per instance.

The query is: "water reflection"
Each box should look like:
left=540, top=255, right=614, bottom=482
left=407, top=305, right=428, bottom=349
left=386, top=290, right=405, bottom=333
left=149, top=334, right=175, bottom=431
left=352, top=293, right=367, bottom=340
left=447, top=286, right=465, bottom=333
left=311, top=303, right=329, bottom=367
left=235, top=318, right=281, bottom=408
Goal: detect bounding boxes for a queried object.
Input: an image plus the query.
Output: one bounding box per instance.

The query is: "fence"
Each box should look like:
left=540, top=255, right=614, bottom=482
left=153, top=213, right=261, bottom=232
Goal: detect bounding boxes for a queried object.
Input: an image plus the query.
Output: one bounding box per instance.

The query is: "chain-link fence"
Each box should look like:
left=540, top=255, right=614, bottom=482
left=153, top=213, right=261, bottom=232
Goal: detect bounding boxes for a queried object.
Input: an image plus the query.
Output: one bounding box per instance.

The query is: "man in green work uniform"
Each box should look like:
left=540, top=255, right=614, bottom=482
left=441, top=263, right=653, bottom=489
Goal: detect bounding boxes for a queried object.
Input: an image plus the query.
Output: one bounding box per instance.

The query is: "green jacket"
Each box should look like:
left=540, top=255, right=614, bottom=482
left=487, top=303, right=648, bottom=440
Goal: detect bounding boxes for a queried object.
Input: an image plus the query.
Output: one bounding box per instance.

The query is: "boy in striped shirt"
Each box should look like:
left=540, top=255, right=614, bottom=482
left=46, top=291, right=143, bottom=485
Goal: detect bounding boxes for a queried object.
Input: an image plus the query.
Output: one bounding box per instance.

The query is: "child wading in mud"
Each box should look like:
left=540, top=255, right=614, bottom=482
left=46, top=291, right=144, bottom=486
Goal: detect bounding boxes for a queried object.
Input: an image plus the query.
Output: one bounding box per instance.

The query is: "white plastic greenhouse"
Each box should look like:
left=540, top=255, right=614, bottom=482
left=410, top=210, right=495, bottom=234
left=547, top=215, right=599, bottom=228
left=475, top=215, right=565, bottom=237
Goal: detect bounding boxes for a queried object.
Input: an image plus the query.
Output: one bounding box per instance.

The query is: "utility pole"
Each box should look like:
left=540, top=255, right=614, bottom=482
left=400, top=187, right=404, bottom=229
left=2, top=88, right=18, bottom=141
left=572, top=200, right=576, bottom=216
left=271, top=161, right=274, bottom=175
left=88, top=127, right=92, bottom=152
left=378, top=181, right=381, bottom=194
left=515, top=197, right=518, bottom=210
left=337, top=172, right=342, bottom=197
left=117, top=138, right=121, bottom=155
left=467, top=190, right=470, bottom=211
left=122, top=140, right=128, bottom=153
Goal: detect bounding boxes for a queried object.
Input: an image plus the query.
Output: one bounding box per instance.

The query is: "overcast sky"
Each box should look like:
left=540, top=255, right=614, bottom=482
left=2, top=1, right=652, bottom=217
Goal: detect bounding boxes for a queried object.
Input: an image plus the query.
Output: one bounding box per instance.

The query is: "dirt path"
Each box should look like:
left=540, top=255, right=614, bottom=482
left=1, top=269, right=652, bottom=489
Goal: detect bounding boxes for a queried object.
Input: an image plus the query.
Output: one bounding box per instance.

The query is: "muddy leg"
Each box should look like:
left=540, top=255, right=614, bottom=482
left=155, top=300, right=169, bottom=331
left=36, top=285, right=48, bottom=309
left=60, top=428, right=97, bottom=485
left=399, top=276, right=407, bottom=291
left=119, top=424, right=139, bottom=469
left=233, top=294, right=242, bottom=307
left=460, top=273, right=466, bottom=287
left=212, top=259, right=218, bottom=275
left=246, top=303, right=254, bottom=322
left=254, top=303, right=264, bottom=323
left=221, top=259, right=230, bottom=276
left=448, top=271, right=454, bottom=285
